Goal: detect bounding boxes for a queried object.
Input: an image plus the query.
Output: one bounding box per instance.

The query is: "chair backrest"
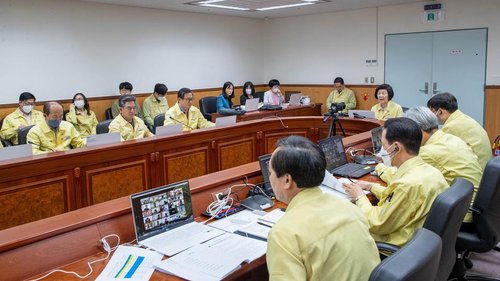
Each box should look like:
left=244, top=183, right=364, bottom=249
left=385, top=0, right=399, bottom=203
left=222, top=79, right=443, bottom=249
left=423, top=178, right=473, bottom=281
left=96, top=119, right=113, bottom=134
left=369, top=228, right=442, bottom=281
left=105, top=107, right=113, bottom=120
left=17, top=125, right=35, bottom=145
left=464, top=156, right=500, bottom=252
left=199, top=96, right=218, bottom=121
left=62, top=110, right=69, bottom=121
left=254, top=91, right=265, bottom=102
left=154, top=114, right=165, bottom=128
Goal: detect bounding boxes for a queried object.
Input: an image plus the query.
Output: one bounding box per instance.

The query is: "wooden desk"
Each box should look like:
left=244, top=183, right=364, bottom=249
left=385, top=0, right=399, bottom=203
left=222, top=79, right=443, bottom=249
left=0, top=129, right=379, bottom=281
left=0, top=117, right=381, bottom=230
left=210, top=103, right=322, bottom=122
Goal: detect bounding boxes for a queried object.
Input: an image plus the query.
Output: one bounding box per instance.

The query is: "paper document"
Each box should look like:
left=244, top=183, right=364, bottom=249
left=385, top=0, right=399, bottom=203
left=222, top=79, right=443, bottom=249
left=208, top=210, right=261, bottom=233
left=154, top=233, right=266, bottom=281
left=257, top=209, right=285, bottom=226
left=96, top=245, right=163, bottom=281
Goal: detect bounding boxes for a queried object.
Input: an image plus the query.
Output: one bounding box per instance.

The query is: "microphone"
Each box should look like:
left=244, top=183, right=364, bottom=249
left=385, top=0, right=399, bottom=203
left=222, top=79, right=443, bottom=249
left=28, top=141, right=55, bottom=152
left=168, top=115, right=194, bottom=130
left=353, top=113, right=366, bottom=119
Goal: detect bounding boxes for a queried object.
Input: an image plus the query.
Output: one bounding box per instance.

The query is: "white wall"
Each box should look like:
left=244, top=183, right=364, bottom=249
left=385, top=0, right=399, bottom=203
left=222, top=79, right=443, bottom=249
left=263, top=0, right=500, bottom=85
left=0, top=0, right=264, bottom=103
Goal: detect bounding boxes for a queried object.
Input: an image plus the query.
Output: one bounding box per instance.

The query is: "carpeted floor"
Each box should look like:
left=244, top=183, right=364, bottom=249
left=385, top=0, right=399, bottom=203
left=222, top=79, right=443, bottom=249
left=468, top=249, right=500, bottom=278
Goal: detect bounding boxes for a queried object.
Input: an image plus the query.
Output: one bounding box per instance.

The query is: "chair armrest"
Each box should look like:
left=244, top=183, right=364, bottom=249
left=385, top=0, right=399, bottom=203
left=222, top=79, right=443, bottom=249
left=376, top=241, right=401, bottom=257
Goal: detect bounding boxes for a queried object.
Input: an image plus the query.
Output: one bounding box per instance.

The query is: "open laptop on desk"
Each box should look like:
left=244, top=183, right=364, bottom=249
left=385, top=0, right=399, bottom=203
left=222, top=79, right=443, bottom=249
left=215, top=115, right=236, bottom=127
left=0, top=143, right=32, bottom=160
left=288, top=93, right=302, bottom=106
left=86, top=132, right=121, bottom=148
left=319, top=136, right=374, bottom=178
left=243, top=98, right=261, bottom=112
left=353, top=126, right=383, bottom=165
left=156, top=124, right=183, bottom=137
left=130, top=181, right=224, bottom=256
left=348, top=110, right=376, bottom=119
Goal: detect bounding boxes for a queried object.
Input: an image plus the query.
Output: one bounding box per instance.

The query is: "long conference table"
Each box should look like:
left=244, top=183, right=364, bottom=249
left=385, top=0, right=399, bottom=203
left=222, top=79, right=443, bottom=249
left=210, top=103, right=322, bottom=122
left=0, top=117, right=382, bottom=281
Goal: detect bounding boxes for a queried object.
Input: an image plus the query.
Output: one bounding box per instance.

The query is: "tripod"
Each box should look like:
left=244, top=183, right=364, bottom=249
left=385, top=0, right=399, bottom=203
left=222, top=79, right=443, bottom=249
left=323, top=112, right=346, bottom=138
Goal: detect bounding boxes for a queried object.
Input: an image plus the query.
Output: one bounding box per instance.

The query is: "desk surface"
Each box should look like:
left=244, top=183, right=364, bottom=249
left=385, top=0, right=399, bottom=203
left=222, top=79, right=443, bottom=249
left=210, top=103, right=322, bottom=122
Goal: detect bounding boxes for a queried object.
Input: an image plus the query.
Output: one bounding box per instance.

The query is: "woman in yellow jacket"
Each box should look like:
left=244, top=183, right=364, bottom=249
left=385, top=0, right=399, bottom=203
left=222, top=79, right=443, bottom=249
left=371, top=84, right=404, bottom=121
left=65, top=93, right=98, bottom=137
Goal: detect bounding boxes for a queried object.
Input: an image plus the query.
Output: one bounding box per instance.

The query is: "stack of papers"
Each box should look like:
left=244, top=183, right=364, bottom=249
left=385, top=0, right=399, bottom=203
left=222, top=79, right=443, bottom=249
left=320, top=172, right=369, bottom=199
left=154, top=233, right=266, bottom=281
left=256, top=209, right=285, bottom=227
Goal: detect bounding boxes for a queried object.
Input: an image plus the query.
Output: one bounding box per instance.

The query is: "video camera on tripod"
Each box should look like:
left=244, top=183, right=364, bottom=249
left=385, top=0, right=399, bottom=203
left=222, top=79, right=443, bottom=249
left=323, top=102, right=346, bottom=137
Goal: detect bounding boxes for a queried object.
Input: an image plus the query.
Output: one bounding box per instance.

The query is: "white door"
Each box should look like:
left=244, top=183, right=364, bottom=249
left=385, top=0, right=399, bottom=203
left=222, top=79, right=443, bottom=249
left=385, top=29, right=487, bottom=124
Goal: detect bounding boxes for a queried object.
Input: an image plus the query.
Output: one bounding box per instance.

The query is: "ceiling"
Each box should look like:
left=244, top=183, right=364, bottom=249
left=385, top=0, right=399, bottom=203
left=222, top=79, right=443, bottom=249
left=80, top=0, right=426, bottom=19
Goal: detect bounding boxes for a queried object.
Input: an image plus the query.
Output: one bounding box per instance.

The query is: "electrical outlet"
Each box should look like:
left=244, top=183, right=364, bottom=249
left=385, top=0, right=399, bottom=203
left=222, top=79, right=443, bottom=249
left=364, top=77, right=369, bottom=83
left=211, top=188, right=231, bottom=201
left=370, top=77, right=375, bottom=83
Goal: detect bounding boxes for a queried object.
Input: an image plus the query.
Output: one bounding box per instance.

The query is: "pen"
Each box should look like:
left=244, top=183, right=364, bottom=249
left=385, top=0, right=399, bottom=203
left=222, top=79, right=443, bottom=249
left=346, top=176, right=355, bottom=183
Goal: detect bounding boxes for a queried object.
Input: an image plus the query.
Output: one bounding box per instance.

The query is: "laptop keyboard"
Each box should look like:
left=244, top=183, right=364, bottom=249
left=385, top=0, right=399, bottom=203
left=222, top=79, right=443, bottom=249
left=332, top=164, right=373, bottom=178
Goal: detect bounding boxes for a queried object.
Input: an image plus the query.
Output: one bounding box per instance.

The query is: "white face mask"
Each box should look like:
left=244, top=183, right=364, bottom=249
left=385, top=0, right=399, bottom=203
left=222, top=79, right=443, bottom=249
left=245, top=88, right=252, bottom=95
left=158, top=96, right=166, bottom=102
left=74, top=100, right=85, bottom=109
left=22, top=105, right=33, bottom=114
left=377, top=144, right=396, bottom=167
left=272, top=87, right=279, bottom=94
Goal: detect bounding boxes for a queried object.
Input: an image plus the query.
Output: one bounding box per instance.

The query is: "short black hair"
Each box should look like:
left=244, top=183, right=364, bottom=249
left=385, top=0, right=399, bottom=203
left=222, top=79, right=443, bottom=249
left=43, top=101, right=63, bottom=115
left=242, top=81, right=255, bottom=97
left=374, top=84, right=394, bottom=100
left=19, top=92, right=36, bottom=102
left=177, top=88, right=192, bottom=99
left=154, top=83, right=168, bottom=95
left=384, top=118, right=422, bottom=155
left=427, top=92, right=458, bottom=113
left=119, top=81, right=133, bottom=91
left=271, top=135, right=326, bottom=189
left=333, top=77, right=344, bottom=85
left=118, top=94, right=136, bottom=108
left=268, top=79, right=280, bottom=88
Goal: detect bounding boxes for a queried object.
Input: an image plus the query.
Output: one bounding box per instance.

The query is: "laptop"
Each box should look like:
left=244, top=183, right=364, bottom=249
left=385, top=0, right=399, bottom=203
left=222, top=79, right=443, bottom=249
left=348, top=110, right=376, bottom=119
left=288, top=93, right=302, bottom=106
left=86, top=132, right=121, bottom=148
left=353, top=126, right=383, bottom=164
left=155, top=124, right=183, bottom=137
left=257, top=154, right=275, bottom=197
left=319, top=136, right=374, bottom=178
left=244, top=98, right=260, bottom=112
left=215, top=115, right=236, bottom=127
left=130, top=181, right=224, bottom=256
left=0, top=144, right=33, bottom=160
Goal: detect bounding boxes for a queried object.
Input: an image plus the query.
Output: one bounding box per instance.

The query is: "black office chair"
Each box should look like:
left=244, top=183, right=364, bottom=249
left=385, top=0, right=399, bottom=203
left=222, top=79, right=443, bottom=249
left=199, top=96, right=217, bottom=121
left=453, top=156, right=500, bottom=281
left=96, top=119, right=113, bottom=134
left=369, top=228, right=442, bottom=281
left=254, top=91, right=265, bottom=103
left=423, top=178, right=473, bottom=281
left=105, top=107, right=113, bottom=120
left=154, top=114, right=165, bottom=128
left=62, top=109, right=69, bottom=121
left=402, top=106, right=409, bottom=113
left=17, top=125, right=35, bottom=145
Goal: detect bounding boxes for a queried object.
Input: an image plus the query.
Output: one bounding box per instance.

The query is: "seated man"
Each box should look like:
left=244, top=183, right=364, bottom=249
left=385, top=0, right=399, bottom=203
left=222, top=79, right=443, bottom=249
left=1, top=92, right=45, bottom=145
left=109, top=95, right=154, bottom=141
left=143, top=83, right=169, bottom=127
left=344, top=118, right=448, bottom=247
left=27, top=102, right=86, bottom=154
left=111, top=81, right=144, bottom=121
left=267, top=135, right=379, bottom=281
left=163, top=88, right=215, bottom=131
left=326, top=77, right=356, bottom=114
left=428, top=92, right=491, bottom=170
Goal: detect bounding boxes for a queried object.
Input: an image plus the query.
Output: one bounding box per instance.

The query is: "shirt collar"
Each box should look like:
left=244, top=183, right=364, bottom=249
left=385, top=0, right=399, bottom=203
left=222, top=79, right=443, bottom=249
left=286, top=187, right=321, bottom=211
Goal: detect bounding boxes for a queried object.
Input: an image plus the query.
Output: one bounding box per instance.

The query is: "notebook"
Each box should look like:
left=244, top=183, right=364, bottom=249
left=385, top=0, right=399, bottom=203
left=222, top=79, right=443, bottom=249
left=130, top=181, right=224, bottom=256
left=288, top=93, right=302, bottom=106
left=215, top=115, right=236, bottom=127
left=348, top=110, right=376, bottom=119
left=86, top=132, right=121, bottom=148
left=244, top=98, right=260, bottom=112
left=0, top=144, right=32, bottom=160
left=319, top=136, right=374, bottom=178
left=155, top=124, right=183, bottom=137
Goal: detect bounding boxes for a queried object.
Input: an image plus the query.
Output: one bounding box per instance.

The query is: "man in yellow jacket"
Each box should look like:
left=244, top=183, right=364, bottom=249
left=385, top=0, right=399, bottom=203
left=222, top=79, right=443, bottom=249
left=1, top=92, right=45, bottom=144
left=109, top=95, right=154, bottom=141
left=344, top=118, right=448, bottom=247
left=27, top=102, right=86, bottom=154
left=428, top=92, right=492, bottom=170
left=267, top=135, right=379, bottom=281
left=163, top=88, right=215, bottom=131
left=142, top=83, right=169, bottom=127
left=325, top=77, right=356, bottom=114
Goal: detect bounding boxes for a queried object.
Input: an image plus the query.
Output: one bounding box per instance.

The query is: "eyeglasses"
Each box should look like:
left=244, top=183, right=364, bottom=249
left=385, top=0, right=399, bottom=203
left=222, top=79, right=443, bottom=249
left=183, top=98, right=194, bottom=102
left=124, top=106, right=136, bottom=111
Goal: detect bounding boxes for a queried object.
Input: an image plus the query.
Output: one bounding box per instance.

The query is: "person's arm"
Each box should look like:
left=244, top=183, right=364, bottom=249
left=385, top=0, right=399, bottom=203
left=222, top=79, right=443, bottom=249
left=345, top=90, right=357, bottom=111
left=395, top=104, right=404, bottom=117
left=142, top=99, right=154, bottom=126
left=90, top=112, right=98, bottom=135
left=267, top=230, right=306, bottom=281
left=108, top=120, right=125, bottom=141
left=65, top=105, right=78, bottom=124
left=69, top=125, right=86, bottom=148
left=197, top=112, right=215, bottom=129
left=216, top=95, right=225, bottom=112
left=263, top=91, right=271, bottom=104
left=0, top=117, right=19, bottom=141
left=27, top=129, right=45, bottom=154
left=375, top=163, right=398, bottom=184
left=240, top=95, right=247, bottom=105
left=326, top=91, right=334, bottom=110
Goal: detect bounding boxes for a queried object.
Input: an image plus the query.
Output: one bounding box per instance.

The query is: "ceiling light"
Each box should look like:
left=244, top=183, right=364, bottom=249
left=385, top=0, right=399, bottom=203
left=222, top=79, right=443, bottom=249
left=200, top=4, right=250, bottom=11
left=256, top=2, right=314, bottom=11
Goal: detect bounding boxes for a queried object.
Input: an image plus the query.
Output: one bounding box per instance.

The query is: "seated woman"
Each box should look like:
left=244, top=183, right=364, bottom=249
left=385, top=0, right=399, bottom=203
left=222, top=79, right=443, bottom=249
left=240, top=81, right=255, bottom=105
left=370, top=84, right=404, bottom=121
left=65, top=93, right=99, bottom=137
left=216, top=81, right=235, bottom=112
left=263, top=79, right=284, bottom=105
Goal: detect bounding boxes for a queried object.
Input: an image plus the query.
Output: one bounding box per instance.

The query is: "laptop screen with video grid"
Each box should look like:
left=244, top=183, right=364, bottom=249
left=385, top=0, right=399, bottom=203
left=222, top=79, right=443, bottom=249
left=319, top=136, right=349, bottom=172
left=131, top=181, right=194, bottom=242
